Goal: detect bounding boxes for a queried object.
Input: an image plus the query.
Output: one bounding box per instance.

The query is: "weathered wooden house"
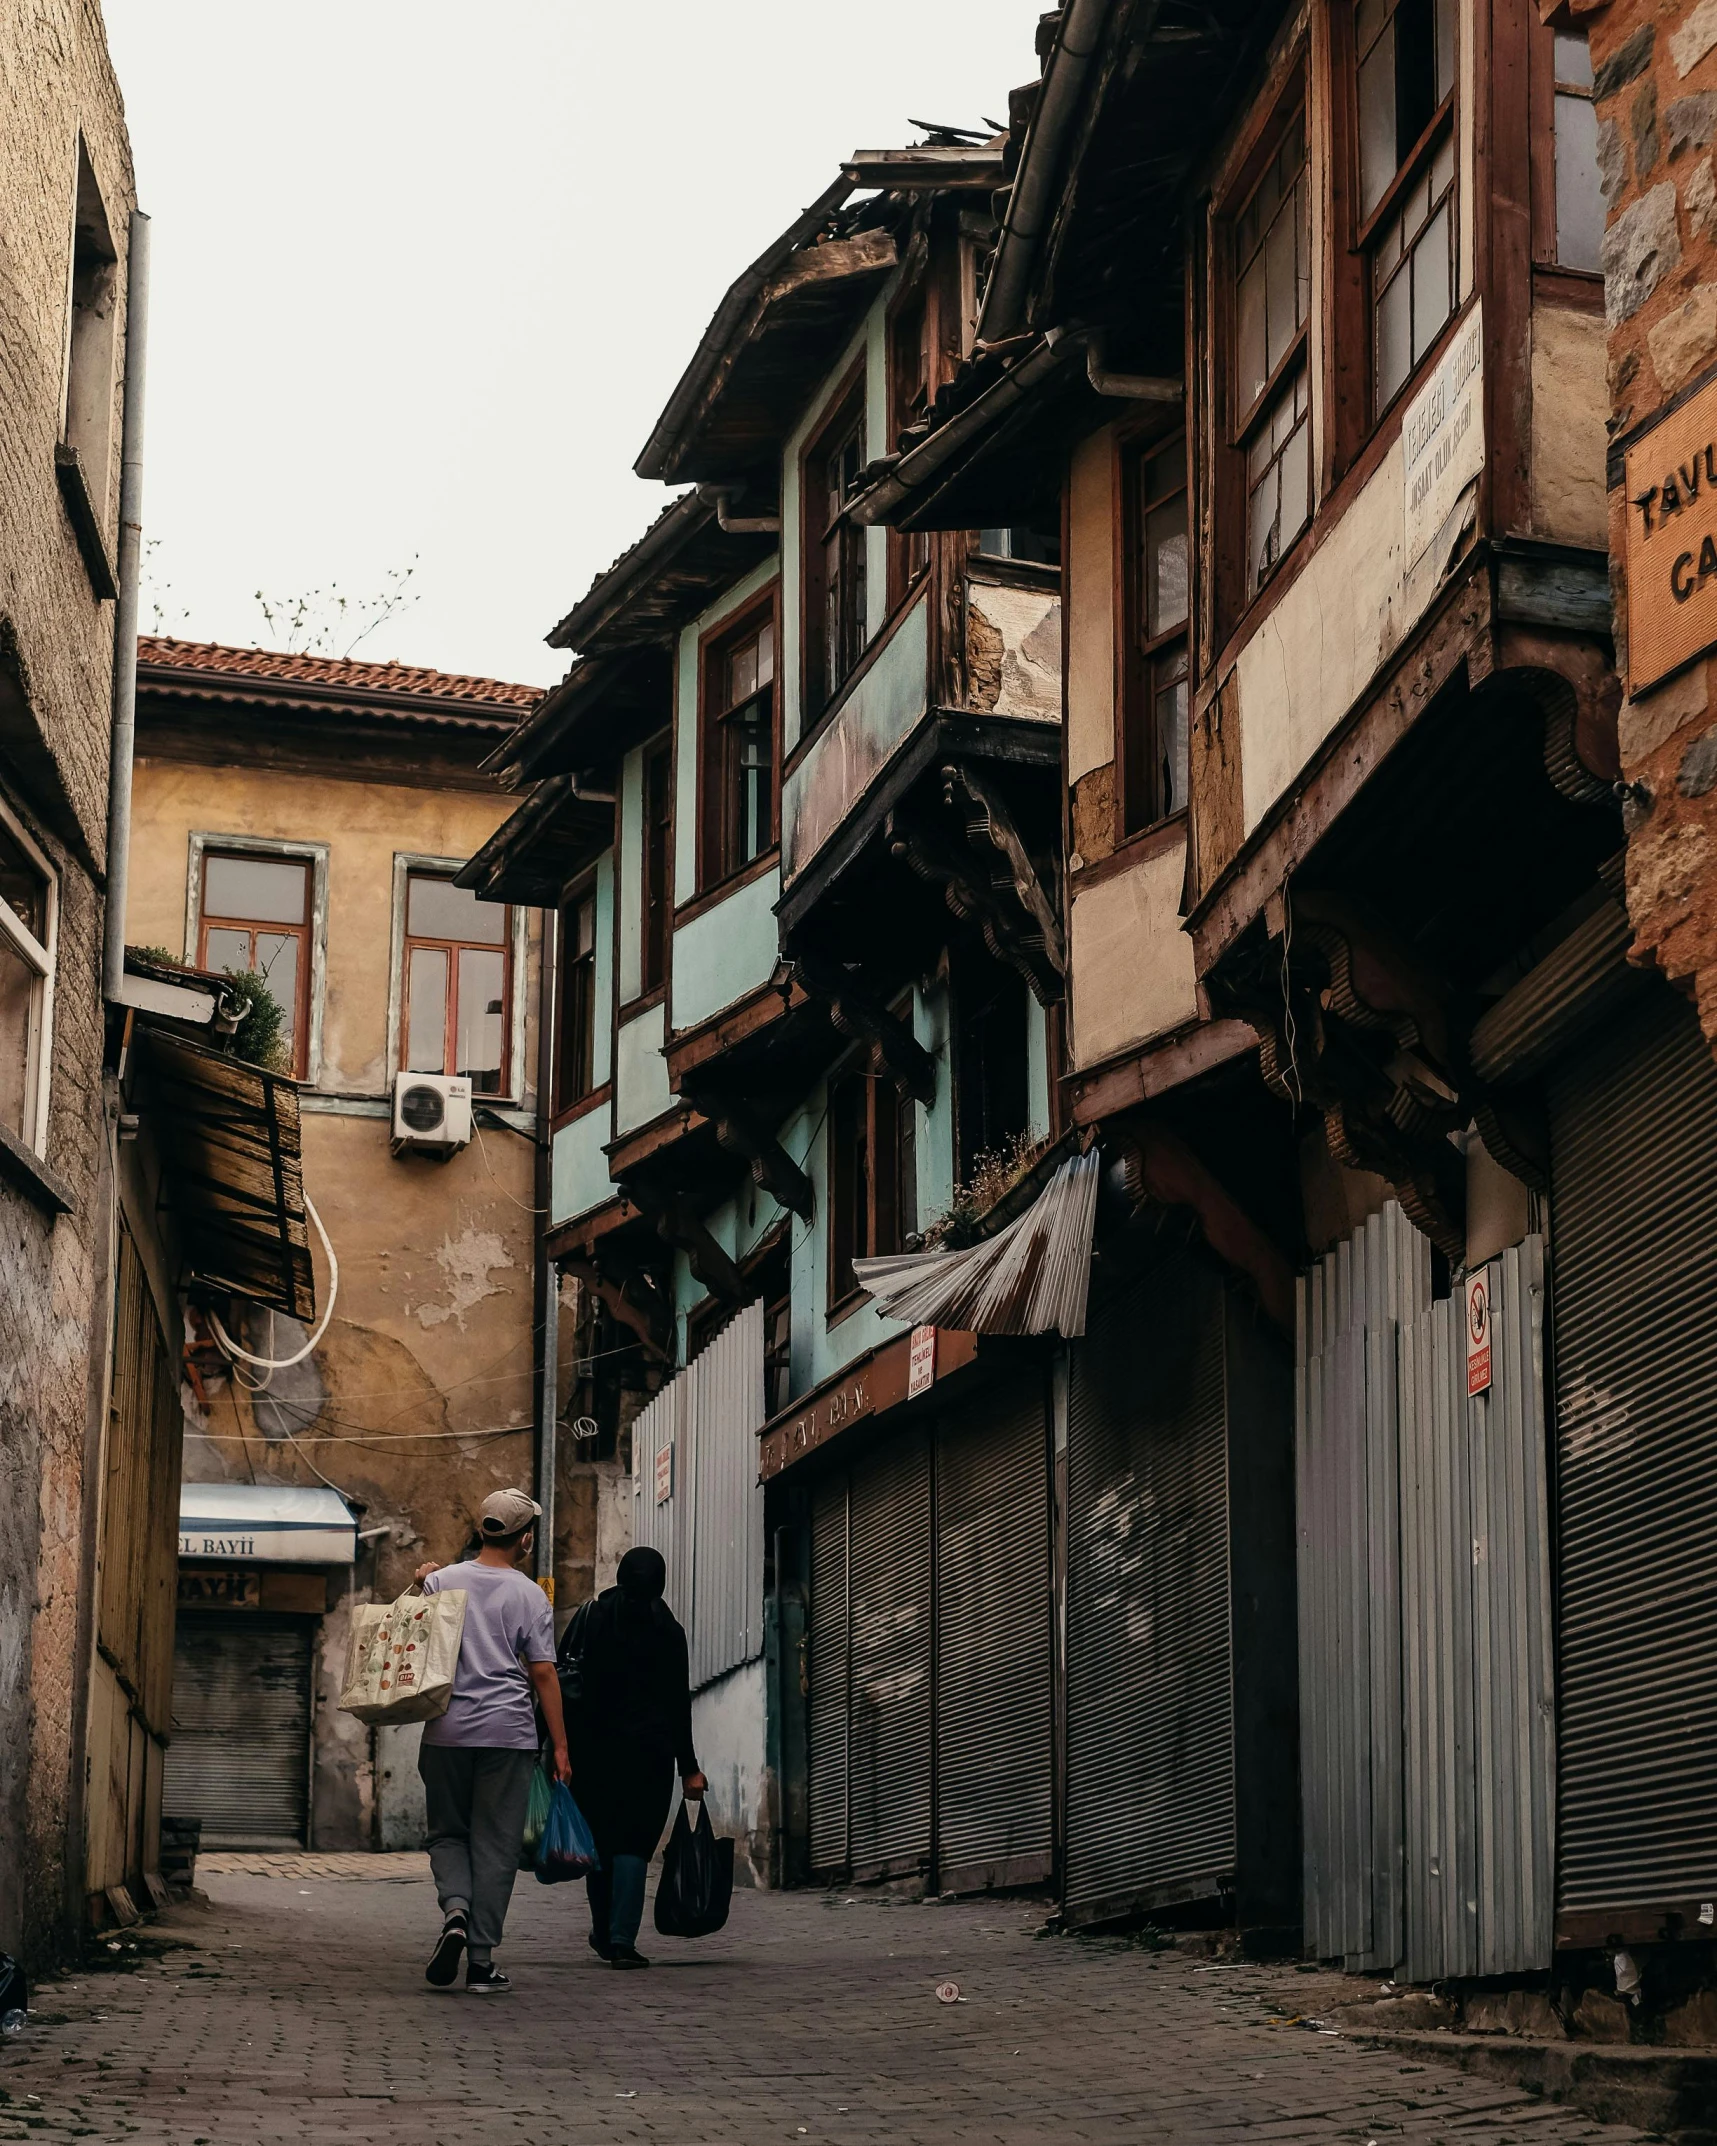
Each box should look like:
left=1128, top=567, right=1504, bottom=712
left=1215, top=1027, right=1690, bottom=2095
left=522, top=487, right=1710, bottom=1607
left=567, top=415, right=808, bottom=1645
left=858, top=0, right=1717, bottom=1980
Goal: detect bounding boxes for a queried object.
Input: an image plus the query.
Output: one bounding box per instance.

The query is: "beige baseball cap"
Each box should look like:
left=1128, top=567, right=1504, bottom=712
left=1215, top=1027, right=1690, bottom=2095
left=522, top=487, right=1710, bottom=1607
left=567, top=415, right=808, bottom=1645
left=478, top=1487, right=542, bottom=1539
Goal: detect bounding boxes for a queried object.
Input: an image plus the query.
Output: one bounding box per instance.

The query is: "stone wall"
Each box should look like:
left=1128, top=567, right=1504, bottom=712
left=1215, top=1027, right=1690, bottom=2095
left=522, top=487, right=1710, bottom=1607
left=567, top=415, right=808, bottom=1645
left=1582, top=0, right=1717, bottom=1046
left=0, top=0, right=136, bottom=1967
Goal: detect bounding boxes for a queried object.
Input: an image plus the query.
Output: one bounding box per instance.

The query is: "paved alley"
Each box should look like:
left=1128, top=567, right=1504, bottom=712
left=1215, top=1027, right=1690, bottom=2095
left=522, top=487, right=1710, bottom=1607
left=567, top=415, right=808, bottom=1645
left=0, top=1858, right=1649, bottom=2146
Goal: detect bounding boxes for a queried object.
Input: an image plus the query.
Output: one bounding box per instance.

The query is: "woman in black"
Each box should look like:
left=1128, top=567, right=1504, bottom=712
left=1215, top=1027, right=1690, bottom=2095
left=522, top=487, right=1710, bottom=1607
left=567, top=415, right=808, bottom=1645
left=566, top=1546, right=705, bottom=1967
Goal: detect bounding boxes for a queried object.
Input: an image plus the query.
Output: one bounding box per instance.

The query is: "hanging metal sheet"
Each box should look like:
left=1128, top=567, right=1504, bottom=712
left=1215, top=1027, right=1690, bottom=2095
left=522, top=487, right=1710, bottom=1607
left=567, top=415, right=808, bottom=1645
left=628, top=1303, right=765, bottom=1690
left=164, top=1614, right=312, bottom=1849
left=851, top=1150, right=1100, bottom=1337
left=1549, top=992, right=1717, bottom=1937
left=934, top=1386, right=1053, bottom=1894
left=1296, top=1202, right=1426, bottom=1969
left=1064, top=1256, right=1232, bottom=1926
left=846, top=1429, right=934, bottom=1882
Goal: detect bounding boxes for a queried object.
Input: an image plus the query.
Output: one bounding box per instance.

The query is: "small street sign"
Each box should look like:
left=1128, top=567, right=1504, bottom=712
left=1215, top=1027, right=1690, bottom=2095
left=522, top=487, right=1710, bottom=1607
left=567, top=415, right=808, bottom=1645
left=908, top=1324, right=937, bottom=1400
left=655, top=1441, right=674, bottom=1504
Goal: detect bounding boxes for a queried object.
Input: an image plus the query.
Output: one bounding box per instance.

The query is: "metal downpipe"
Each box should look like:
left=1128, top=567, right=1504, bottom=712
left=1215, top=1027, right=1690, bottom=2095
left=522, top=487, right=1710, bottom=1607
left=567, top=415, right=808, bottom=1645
left=103, top=209, right=151, bottom=998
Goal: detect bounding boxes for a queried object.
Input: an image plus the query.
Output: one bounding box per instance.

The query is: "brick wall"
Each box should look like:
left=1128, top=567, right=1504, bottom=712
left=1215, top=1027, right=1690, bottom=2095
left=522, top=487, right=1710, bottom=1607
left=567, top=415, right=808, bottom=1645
left=0, top=0, right=136, bottom=1967
left=1582, top=0, right=1717, bottom=1047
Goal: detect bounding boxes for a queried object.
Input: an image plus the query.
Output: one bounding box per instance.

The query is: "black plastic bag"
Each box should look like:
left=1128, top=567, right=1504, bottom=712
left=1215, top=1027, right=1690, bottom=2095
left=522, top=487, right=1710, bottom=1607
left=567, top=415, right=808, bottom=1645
left=653, top=1798, right=733, bottom=1938
left=0, top=1953, right=27, bottom=2036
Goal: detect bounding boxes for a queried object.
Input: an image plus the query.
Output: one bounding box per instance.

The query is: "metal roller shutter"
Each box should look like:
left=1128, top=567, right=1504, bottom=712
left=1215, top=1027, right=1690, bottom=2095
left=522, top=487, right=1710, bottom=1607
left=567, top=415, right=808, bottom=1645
left=934, top=1387, right=1053, bottom=1895
left=164, top=1615, right=313, bottom=1849
left=1065, top=1257, right=1233, bottom=1925
left=1549, top=991, right=1717, bottom=1929
left=807, top=1476, right=850, bottom=1874
left=847, top=1429, right=933, bottom=1882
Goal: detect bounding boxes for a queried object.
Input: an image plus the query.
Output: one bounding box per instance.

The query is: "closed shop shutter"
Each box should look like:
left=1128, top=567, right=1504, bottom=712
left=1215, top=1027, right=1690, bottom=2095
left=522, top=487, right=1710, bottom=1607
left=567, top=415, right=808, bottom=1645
left=164, top=1615, right=313, bottom=1849
left=807, top=1476, right=850, bottom=1874
left=935, top=1387, right=1052, bottom=1894
left=1549, top=991, right=1717, bottom=1930
left=847, top=1428, right=933, bottom=1881
left=1065, top=1257, right=1233, bottom=1925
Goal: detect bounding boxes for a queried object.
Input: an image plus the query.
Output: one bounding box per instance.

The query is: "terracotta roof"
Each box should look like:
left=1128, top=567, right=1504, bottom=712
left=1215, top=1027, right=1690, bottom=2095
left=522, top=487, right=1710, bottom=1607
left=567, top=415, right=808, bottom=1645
left=137, top=637, right=540, bottom=709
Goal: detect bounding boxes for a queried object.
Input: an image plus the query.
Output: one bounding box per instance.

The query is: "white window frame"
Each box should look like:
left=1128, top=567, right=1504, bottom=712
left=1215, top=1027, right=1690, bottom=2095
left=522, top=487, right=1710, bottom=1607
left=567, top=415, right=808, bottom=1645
left=185, top=832, right=330, bottom=1084
left=386, top=852, right=528, bottom=1106
left=0, top=794, right=59, bottom=1158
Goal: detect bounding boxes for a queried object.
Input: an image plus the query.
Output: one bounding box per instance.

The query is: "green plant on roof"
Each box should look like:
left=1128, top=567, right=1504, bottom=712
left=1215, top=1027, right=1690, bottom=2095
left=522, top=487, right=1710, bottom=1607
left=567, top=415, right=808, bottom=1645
left=217, top=967, right=292, bottom=1075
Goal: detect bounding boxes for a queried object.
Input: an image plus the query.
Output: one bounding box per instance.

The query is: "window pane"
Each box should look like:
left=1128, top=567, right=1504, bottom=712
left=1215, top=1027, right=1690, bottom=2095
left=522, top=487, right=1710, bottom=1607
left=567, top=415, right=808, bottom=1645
left=1555, top=29, right=1594, bottom=88
left=1278, top=410, right=1312, bottom=555
left=0, top=932, right=36, bottom=1141
left=1411, top=201, right=1452, bottom=365
left=253, top=932, right=299, bottom=1054
left=1556, top=90, right=1604, bottom=271
left=757, top=620, right=775, bottom=688
left=204, top=925, right=253, bottom=975
left=735, top=698, right=772, bottom=866
left=1359, top=18, right=1397, bottom=217
left=0, top=824, right=46, bottom=945
left=1265, top=195, right=1299, bottom=375
left=1146, top=494, right=1189, bottom=638
left=1144, top=438, right=1186, bottom=504
left=456, top=947, right=506, bottom=1094
left=1435, top=0, right=1456, bottom=102
left=1377, top=262, right=1412, bottom=408
left=205, top=852, right=307, bottom=925
left=406, top=946, right=449, bottom=1072
left=1237, top=257, right=1268, bottom=411
left=1153, top=648, right=1190, bottom=817
left=572, top=892, right=595, bottom=960
left=728, top=641, right=758, bottom=706
left=408, top=872, right=506, bottom=944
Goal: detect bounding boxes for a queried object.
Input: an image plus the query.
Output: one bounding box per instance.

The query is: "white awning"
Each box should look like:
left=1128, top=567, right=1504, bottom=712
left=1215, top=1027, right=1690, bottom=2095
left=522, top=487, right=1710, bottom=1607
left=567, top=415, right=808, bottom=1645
left=178, top=1482, right=358, bottom=1566
left=852, top=1149, right=1101, bottom=1338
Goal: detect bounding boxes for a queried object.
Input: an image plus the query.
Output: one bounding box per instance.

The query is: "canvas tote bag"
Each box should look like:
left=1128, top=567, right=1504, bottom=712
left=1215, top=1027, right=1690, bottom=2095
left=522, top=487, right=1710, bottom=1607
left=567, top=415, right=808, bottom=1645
left=338, top=1587, right=467, bottom=1724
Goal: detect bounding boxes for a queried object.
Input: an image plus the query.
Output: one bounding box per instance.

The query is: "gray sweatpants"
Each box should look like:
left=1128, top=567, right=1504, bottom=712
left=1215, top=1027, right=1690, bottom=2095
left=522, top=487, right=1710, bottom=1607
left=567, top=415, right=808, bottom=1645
left=418, top=1745, right=536, bottom=1964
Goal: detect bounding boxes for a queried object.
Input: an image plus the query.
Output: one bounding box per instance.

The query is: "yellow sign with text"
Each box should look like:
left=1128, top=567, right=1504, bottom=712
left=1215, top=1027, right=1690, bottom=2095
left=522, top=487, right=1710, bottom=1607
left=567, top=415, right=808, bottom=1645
left=1624, top=373, right=1717, bottom=694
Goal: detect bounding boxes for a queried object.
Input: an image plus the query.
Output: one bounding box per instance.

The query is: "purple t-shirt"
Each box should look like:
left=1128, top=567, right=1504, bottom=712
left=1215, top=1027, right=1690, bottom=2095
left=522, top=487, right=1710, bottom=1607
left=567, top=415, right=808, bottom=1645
left=420, top=1560, right=556, bottom=1750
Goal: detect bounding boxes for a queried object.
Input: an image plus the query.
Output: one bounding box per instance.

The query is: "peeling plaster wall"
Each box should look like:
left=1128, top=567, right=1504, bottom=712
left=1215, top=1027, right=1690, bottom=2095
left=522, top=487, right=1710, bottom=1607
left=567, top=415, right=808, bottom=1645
left=965, top=576, right=1063, bottom=721
left=0, top=0, right=136, bottom=1969
left=688, top=1655, right=770, bottom=1885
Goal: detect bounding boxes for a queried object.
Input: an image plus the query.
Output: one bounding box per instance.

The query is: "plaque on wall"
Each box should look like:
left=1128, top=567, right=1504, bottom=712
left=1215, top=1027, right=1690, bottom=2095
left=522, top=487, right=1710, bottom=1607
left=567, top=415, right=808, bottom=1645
left=1623, top=372, right=1717, bottom=693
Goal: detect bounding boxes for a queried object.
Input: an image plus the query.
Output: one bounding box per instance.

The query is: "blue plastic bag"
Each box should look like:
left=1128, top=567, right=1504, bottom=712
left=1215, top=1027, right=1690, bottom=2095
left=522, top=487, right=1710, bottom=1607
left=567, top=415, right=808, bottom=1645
left=534, top=1779, right=598, bottom=1884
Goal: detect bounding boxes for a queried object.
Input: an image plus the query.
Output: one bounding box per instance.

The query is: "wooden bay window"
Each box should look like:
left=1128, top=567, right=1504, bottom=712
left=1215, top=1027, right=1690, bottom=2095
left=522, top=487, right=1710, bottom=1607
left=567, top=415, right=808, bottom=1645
left=640, top=739, right=672, bottom=991
left=1233, top=103, right=1312, bottom=598
left=803, top=385, right=868, bottom=721
left=555, top=882, right=598, bottom=1112
left=700, top=600, right=777, bottom=889
left=829, top=1054, right=916, bottom=1311
left=1356, top=0, right=1457, bottom=413
left=1123, top=433, right=1191, bottom=832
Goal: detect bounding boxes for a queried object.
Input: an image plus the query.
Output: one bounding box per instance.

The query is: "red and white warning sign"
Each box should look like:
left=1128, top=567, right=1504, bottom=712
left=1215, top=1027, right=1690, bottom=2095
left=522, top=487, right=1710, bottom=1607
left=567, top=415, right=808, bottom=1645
left=1465, top=1267, right=1493, bottom=1398
left=655, top=1441, right=674, bottom=1505
left=908, top=1324, right=937, bottom=1400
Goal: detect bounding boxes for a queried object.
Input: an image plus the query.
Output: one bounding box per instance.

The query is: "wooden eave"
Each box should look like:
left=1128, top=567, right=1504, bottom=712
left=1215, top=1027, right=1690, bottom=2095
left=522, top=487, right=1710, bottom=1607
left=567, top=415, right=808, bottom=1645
left=455, top=776, right=616, bottom=906
left=483, top=649, right=673, bottom=788
left=546, top=497, right=775, bottom=658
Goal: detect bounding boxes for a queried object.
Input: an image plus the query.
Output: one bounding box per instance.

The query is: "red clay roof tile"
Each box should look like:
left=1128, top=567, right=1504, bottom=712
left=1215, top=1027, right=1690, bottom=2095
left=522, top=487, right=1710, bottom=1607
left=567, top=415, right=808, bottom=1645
left=136, top=636, right=540, bottom=709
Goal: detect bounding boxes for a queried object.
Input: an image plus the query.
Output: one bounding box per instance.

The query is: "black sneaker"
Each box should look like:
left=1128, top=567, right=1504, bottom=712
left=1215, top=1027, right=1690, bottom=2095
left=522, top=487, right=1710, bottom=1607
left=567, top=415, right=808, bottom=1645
left=588, top=1931, right=614, bottom=1961
left=608, top=1946, right=650, bottom=1970
left=465, top=1963, right=511, bottom=1995
left=425, top=1914, right=466, bottom=1987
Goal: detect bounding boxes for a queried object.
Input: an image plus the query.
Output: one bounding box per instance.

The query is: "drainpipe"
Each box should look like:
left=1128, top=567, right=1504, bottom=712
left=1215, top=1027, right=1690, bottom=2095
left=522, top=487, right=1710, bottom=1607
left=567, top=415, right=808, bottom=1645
left=699, top=486, right=781, bottom=536
left=103, top=209, right=151, bottom=998
left=533, top=908, right=560, bottom=1597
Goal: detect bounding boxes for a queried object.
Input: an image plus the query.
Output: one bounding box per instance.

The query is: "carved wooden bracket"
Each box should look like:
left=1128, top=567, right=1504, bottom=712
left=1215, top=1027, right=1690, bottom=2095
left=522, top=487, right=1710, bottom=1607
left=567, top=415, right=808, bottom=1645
left=1110, top=1121, right=1296, bottom=1332
left=791, top=951, right=938, bottom=1104
left=561, top=1257, right=674, bottom=1366
left=684, top=1081, right=815, bottom=1221
left=941, top=761, right=1066, bottom=984
left=628, top=1189, right=749, bottom=1304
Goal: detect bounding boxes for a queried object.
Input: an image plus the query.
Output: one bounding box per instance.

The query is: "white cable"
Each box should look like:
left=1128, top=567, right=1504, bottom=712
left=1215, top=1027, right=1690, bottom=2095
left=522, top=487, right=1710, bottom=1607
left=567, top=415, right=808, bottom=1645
left=208, top=1191, right=339, bottom=1369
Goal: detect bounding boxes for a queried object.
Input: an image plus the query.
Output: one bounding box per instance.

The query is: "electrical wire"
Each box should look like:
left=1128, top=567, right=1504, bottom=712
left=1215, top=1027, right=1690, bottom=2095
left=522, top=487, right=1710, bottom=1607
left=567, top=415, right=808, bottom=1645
left=208, top=1192, right=339, bottom=1370
left=473, top=1116, right=549, bottom=1216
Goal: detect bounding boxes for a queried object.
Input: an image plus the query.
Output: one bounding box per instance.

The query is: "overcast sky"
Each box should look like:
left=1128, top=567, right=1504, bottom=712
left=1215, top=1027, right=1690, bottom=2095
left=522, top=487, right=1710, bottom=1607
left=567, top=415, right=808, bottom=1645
left=101, top=2, right=1046, bottom=690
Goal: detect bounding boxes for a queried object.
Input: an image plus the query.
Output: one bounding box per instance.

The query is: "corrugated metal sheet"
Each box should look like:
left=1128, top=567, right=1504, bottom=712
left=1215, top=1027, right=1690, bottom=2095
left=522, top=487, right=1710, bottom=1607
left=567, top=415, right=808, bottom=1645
left=852, top=1150, right=1100, bottom=1337
left=629, top=1301, right=766, bottom=1691
left=1065, top=1258, right=1233, bottom=1926
left=807, top=1478, right=850, bottom=1873
left=1468, top=897, right=1641, bottom=1085
left=934, top=1388, right=1053, bottom=1894
left=1549, top=993, right=1717, bottom=1928
left=848, top=1430, right=934, bottom=1882
left=1299, top=1208, right=1552, bottom=1978
left=164, top=1615, right=312, bottom=1849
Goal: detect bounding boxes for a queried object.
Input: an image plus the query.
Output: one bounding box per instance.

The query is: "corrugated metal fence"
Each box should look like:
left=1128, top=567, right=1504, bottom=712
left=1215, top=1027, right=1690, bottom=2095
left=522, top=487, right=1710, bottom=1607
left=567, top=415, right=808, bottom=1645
left=630, top=1301, right=766, bottom=1692
left=1298, top=1207, right=1554, bottom=1978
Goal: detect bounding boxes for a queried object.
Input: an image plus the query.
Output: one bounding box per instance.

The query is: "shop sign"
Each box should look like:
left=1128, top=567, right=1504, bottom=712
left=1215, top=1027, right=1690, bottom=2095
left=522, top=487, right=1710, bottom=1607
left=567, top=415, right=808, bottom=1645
left=1466, top=1266, right=1494, bottom=1398
left=759, top=1329, right=980, bottom=1478
left=1403, top=301, right=1484, bottom=572
left=908, top=1324, right=937, bottom=1399
left=1623, top=370, right=1717, bottom=692
left=655, top=1441, right=674, bottom=1504
left=177, top=1568, right=259, bottom=1608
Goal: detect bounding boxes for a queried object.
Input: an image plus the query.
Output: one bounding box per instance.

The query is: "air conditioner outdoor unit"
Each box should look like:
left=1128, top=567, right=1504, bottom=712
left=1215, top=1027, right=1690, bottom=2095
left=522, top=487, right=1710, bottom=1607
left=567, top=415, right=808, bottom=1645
left=391, top=1071, right=472, bottom=1158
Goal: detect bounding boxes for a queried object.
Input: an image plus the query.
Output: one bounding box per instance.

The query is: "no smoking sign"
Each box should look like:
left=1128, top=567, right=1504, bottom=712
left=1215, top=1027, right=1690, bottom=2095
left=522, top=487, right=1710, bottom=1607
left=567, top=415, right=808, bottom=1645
left=1465, top=1267, right=1494, bottom=1398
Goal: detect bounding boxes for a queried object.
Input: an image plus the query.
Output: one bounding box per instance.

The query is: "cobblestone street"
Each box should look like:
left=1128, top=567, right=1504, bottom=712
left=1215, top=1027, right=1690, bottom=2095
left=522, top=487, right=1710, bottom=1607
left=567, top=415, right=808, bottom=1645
left=0, top=1858, right=1649, bottom=2145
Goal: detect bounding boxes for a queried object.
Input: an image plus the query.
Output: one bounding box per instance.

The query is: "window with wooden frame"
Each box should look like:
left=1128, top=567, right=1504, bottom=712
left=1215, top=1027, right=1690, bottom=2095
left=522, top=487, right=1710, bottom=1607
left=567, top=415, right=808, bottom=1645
left=802, top=385, right=868, bottom=720
left=199, top=850, right=313, bottom=1079
left=555, top=882, right=598, bottom=1113
left=1232, top=102, right=1313, bottom=599
left=888, top=294, right=933, bottom=601
left=700, top=598, right=777, bottom=889
left=828, top=1052, right=916, bottom=1311
left=640, top=739, right=672, bottom=991
left=1551, top=29, right=1602, bottom=272
left=1356, top=0, right=1457, bottom=415
left=952, top=954, right=1028, bottom=1187
left=0, top=800, right=57, bottom=1157
left=1122, top=432, right=1190, bottom=833
left=401, top=870, right=511, bottom=1096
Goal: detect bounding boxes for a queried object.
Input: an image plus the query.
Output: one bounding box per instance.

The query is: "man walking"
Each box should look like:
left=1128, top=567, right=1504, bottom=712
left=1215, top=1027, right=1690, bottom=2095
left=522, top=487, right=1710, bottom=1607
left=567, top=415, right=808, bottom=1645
left=414, top=1488, right=570, bottom=1994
